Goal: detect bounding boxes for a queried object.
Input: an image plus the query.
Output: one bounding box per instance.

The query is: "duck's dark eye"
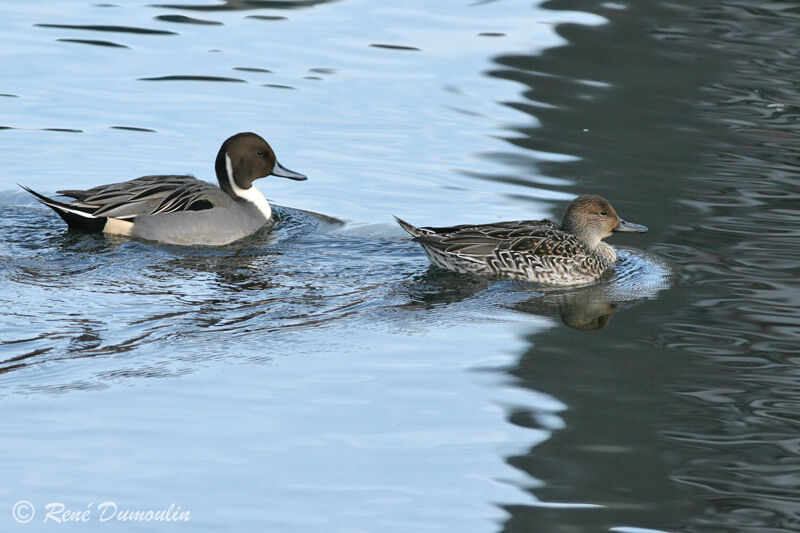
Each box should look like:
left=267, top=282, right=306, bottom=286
left=600, top=211, right=608, bottom=216
left=257, top=150, right=265, bottom=156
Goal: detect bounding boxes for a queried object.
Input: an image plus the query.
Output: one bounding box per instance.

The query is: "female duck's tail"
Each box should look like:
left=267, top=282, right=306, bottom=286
left=394, top=216, right=430, bottom=238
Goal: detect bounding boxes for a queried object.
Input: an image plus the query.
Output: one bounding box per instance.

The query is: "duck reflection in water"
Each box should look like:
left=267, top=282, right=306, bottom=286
left=516, top=286, right=619, bottom=331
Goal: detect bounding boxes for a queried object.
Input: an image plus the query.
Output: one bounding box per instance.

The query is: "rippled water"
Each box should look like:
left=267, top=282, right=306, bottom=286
left=2, top=0, right=800, bottom=531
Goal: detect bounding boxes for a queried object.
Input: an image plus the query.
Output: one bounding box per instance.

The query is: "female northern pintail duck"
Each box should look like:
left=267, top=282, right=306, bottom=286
left=396, top=195, right=647, bottom=286
left=21, top=132, right=306, bottom=245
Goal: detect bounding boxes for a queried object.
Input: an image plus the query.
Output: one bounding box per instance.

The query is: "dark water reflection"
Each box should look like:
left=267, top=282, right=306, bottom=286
left=491, top=1, right=800, bottom=532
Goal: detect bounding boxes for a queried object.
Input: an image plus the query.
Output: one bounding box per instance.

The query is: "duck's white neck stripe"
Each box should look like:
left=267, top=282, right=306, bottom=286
left=225, top=153, right=272, bottom=220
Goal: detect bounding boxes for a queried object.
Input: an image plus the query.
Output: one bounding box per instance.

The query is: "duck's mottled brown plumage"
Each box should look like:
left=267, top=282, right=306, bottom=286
left=396, top=195, right=647, bottom=286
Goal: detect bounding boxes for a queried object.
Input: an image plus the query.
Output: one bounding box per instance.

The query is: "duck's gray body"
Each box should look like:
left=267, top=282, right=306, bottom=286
left=130, top=198, right=270, bottom=246
left=396, top=195, right=647, bottom=286
left=22, top=132, right=306, bottom=246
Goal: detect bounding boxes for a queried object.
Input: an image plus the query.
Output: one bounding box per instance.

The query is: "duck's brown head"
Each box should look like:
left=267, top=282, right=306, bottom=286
left=214, top=132, right=306, bottom=196
left=561, top=195, right=647, bottom=246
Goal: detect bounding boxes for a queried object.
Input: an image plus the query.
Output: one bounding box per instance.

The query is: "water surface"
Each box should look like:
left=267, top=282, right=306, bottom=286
left=2, top=0, right=800, bottom=532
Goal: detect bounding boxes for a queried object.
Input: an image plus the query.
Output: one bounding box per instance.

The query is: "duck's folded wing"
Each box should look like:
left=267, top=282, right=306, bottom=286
left=419, top=219, right=558, bottom=239
left=416, top=231, right=502, bottom=257
left=57, top=175, right=229, bottom=219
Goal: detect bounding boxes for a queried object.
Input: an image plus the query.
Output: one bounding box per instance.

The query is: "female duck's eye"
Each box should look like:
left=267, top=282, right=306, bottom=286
left=257, top=150, right=264, bottom=156
left=600, top=211, right=608, bottom=216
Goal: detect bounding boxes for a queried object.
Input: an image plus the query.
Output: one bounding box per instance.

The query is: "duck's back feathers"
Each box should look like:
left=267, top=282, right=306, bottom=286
left=396, top=217, right=559, bottom=239
left=57, top=175, right=230, bottom=219
left=23, top=175, right=234, bottom=233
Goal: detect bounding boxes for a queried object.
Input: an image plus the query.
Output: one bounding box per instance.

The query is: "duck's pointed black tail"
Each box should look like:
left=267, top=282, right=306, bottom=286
left=19, top=185, right=106, bottom=232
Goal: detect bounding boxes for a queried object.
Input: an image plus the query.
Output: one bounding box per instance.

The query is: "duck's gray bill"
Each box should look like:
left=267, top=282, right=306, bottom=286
left=272, top=161, right=307, bottom=181
left=614, top=219, right=648, bottom=232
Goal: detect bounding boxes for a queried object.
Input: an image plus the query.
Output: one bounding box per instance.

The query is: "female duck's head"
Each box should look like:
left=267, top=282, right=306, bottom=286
left=561, top=195, right=647, bottom=247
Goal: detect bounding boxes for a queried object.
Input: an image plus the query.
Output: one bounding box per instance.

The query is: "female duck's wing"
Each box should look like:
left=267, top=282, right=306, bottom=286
left=416, top=219, right=559, bottom=239
left=415, top=225, right=562, bottom=259
left=54, top=175, right=231, bottom=219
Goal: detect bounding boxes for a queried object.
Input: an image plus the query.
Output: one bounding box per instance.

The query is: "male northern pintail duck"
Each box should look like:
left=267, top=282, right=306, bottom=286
left=396, top=195, right=647, bottom=286
left=21, top=132, right=306, bottom=246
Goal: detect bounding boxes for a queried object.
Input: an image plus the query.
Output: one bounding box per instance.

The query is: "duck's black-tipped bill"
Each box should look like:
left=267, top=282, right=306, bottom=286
left=614, top=219, right=648, bottom=232
left=271, top=161, right=307, bottom=181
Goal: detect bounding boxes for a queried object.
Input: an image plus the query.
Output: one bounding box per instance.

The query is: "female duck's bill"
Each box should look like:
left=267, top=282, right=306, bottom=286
left=21, top=132, right=307, bottom=246
left=614, top=219, right=648, bottom=232
left=396, top=195, right=648, bottom=286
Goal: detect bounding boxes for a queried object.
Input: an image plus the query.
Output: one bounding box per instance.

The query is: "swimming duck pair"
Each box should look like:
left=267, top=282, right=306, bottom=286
left=23, top=132, right=647, bottom=286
